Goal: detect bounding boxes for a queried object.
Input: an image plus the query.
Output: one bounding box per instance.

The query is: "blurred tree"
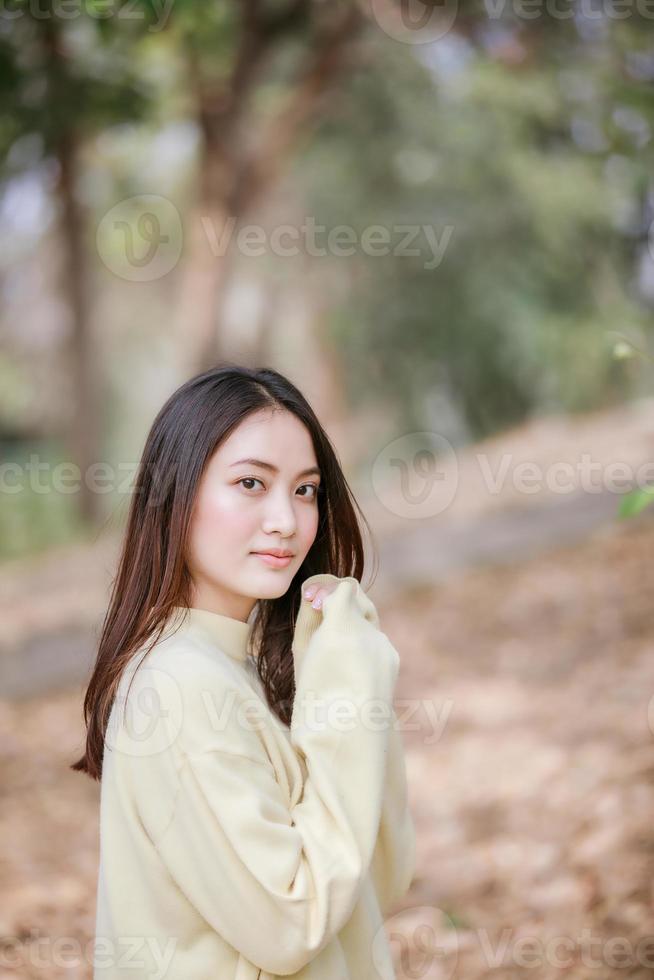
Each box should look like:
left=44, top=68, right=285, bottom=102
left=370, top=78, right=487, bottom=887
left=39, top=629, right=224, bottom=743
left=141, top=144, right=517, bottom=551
left=164, top=0, right=365, bottom=374
left=0, top=4, right=150, bottom=523
left=293, top=7, right=654, bottom=444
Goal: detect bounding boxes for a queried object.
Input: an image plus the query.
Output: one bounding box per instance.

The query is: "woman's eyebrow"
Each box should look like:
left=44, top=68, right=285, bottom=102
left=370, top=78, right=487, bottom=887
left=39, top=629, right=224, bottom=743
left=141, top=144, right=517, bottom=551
left=229, top=457, right=321, bottom=479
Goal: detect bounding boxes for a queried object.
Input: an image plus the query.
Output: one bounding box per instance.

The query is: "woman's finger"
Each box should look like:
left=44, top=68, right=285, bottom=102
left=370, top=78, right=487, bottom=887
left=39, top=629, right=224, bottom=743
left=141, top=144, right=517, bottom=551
left=302, top=583, right=339, bottom=608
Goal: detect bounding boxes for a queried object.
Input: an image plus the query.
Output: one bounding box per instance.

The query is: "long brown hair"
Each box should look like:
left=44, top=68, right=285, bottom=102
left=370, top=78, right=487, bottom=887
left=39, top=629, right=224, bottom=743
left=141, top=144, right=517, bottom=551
left=71, top=363, right=376, bottom=780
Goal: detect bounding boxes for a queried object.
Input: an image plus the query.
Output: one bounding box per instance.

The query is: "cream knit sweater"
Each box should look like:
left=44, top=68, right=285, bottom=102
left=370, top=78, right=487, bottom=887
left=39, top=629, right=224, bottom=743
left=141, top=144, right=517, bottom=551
left=93, top=573, right=416, bottom=979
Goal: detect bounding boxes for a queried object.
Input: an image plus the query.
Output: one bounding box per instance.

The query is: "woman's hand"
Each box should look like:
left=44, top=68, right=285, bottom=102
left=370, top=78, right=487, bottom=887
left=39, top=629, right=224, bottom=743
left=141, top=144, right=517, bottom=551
left=302, top=581, right=339, bottom=610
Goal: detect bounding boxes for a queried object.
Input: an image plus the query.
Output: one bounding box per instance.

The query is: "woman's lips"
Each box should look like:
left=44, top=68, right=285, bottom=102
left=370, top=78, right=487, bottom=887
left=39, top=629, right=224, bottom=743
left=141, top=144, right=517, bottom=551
left=251, top=552, right=293, bottom=568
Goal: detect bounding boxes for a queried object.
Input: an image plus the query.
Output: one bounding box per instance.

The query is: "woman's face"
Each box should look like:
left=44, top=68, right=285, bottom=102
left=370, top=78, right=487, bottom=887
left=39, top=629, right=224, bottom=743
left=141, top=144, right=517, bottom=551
left=186, top=408, right=322, bottom=621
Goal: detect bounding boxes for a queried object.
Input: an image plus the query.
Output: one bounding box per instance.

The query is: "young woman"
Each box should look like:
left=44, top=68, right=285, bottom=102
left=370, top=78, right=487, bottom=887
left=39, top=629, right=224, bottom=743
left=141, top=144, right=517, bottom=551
left=72, top=364, right=416, bottom=980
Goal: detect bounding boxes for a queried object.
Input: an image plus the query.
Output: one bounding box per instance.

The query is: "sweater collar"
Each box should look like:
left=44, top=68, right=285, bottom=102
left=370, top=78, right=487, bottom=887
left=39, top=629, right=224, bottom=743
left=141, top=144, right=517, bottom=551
left=169, top=605, right=254, bottom=662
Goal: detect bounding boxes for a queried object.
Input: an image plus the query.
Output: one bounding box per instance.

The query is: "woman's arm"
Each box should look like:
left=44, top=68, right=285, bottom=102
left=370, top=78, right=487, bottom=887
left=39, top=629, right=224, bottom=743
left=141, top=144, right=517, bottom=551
left=294, top=573, right=416, bottom=917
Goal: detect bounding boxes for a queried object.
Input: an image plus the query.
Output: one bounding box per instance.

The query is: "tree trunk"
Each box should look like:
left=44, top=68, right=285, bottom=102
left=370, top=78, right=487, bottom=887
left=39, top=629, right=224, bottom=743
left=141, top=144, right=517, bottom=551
left=174, top=3, right=363, bottom=377
left=57, top=130, right=102, bottom=525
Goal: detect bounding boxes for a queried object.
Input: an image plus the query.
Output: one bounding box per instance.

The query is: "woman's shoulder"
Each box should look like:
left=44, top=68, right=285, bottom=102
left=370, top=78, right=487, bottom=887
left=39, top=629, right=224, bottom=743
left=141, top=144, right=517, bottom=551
left=111, top=628, right=260, bottom=761
left=133, top=616, right=248, bottom=676
left=118, top=624, right=252, bottom=717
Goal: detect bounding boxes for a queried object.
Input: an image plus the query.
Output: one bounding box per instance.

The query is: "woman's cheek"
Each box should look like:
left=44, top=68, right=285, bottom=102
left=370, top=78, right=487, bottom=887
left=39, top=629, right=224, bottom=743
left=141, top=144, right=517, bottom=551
left=207, top=486, right=259, bottom=538
left=198, top=484, right=237, bottom=522
left=299, top=504, right=320, bottom=548
left=190, top=488, right=231, bottom=550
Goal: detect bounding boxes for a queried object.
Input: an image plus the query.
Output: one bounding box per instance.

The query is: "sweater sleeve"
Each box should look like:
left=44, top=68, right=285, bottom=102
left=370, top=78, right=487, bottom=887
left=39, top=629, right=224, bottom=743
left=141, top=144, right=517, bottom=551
left=368, top=706, right=417, bottom=914
left=150, top=574, right=402, bottom=976
left=296, top=573, right=417, bottom=916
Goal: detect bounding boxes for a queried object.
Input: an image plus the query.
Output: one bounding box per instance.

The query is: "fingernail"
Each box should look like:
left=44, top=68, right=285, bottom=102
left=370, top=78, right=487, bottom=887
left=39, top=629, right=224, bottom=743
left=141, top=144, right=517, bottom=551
left=311, top=597, right=322, bottom=609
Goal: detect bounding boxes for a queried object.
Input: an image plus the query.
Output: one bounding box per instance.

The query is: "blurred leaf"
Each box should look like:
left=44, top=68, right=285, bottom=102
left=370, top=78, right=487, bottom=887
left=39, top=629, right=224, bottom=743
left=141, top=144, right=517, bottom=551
left=618, top=486, right=654, bottom=519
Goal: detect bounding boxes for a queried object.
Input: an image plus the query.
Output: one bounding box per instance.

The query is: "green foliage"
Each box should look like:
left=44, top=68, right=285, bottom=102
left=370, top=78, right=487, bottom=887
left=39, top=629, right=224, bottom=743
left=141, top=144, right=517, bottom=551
left=0, top=1, right=153, bottom=167
left=619, top=486, right=654, bottom=519
left=0, top=440, right=88, bottom=560
left=292, top=27, right=654, bottom=442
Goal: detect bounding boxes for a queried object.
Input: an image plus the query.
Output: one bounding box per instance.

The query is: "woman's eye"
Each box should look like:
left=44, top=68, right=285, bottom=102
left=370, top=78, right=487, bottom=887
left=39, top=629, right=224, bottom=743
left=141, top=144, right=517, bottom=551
left=238, top=477, right=264, bottom=491
left=298, top=483, right=320, bottom=499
